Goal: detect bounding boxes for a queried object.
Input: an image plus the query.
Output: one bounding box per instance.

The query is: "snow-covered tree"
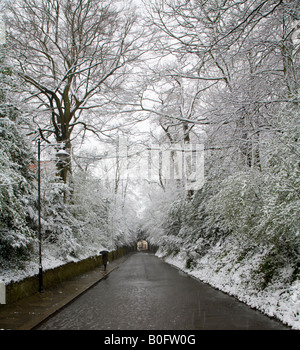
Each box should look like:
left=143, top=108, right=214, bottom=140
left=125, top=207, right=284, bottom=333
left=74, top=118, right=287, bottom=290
left=142, top=0, right=300, bottom=285
left=4, top=0, right=144, bottom=182
left=0, top=43, right=35, bottom=265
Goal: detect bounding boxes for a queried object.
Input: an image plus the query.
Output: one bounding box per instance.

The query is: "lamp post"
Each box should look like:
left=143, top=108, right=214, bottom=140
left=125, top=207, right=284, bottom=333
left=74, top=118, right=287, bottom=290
left=37, top=140, right=70, bottom=293
left=37, top=140, right=43, bottom=292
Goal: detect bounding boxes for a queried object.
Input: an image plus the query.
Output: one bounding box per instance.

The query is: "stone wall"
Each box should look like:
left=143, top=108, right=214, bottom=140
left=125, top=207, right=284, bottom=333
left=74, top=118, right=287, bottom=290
left=5, top=246, right=133, bottom=304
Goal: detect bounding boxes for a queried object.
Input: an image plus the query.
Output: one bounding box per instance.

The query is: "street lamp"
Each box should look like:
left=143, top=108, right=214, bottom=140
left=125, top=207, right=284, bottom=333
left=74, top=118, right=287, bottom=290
left=56, top=149, right=70, bottom=162
left=37, top=140, right=70, bottom=293
left=56, top=148, right=70, bottom=183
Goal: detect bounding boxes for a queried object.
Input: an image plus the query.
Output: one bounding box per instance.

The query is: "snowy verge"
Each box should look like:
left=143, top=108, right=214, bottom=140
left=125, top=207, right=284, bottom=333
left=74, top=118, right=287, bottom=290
left=156, top=243, right=300, bottom=330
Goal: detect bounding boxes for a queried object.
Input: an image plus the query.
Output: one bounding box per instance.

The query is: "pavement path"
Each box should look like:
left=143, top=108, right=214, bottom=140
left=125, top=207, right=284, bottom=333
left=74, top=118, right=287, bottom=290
left=36, top=252, right=289, bottom=330
left=0, top=253, right=130, bottom=330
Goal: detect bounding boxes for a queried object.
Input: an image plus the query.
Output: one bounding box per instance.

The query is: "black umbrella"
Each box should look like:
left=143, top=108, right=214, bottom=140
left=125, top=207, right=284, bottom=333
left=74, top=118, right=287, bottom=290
left=100, top=250, right=109, bottom=255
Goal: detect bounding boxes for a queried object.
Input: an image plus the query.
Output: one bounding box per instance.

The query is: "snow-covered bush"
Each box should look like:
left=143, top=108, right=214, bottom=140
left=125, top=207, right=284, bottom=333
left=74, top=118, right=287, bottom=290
left=206, top=170, right=264, bottom=239
left=0, top=118, right=35, bottom=263
left=35, top=168, right=140, bottom=262
left=69, top=170, right=111, bottom=254
left=0, top=46, right=35, bottom=265
left=255, top=109, right=300, bottom=285
left=36, top=178, right=83, bottom=260
left=154, top=106, right=300, bottom=288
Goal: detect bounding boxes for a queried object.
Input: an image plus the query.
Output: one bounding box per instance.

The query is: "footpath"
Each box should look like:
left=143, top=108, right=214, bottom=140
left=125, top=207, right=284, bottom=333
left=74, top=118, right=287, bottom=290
left=0, top=254, right=132, bottom=330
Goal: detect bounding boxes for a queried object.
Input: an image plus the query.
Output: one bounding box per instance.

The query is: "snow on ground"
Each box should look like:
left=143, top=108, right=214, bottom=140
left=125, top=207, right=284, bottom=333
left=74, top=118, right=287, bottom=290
left=1, top=239, right=299, bottom=330
left=157, top=243, right=300, bottom=330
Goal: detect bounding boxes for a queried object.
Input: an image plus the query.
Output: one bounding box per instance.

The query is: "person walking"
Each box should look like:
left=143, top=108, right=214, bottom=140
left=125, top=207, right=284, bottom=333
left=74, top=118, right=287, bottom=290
left=100, top=250, right=109, bottom=271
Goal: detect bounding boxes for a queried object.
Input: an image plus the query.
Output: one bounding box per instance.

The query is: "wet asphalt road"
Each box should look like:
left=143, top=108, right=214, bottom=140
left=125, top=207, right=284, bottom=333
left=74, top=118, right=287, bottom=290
left=37, top=252, right=288, bottom=330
